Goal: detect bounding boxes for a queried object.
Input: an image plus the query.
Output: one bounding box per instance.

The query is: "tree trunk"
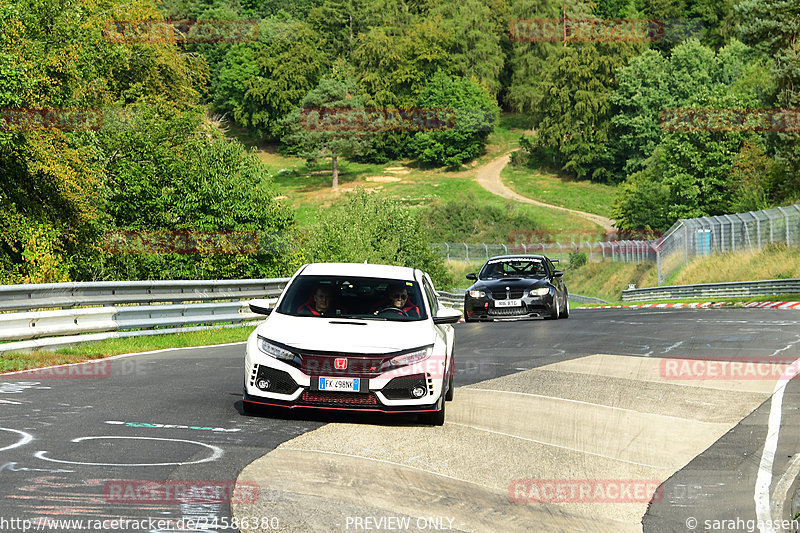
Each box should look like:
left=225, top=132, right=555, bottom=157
left=332, top=155, right=339, bottom=190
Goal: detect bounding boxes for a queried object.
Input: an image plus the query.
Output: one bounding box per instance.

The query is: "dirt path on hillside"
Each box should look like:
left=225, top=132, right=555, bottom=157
left=475, top=151, right=616, bottom=231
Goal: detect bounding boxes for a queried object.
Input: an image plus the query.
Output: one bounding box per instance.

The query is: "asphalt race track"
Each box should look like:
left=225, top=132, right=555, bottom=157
left=1, top=307, right=799, bottom=533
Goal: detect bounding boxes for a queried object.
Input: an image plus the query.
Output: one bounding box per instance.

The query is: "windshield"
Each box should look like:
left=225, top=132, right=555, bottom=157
left=479, top=258, right=549, bottom=279
left=276, top=275, right=428, bottom=321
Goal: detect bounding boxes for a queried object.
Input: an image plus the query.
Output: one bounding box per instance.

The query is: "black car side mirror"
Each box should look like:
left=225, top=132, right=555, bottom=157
left=553, top=270, right=564, bottom=277
left=466, top=273, right=478, bottom=280
left=249, top=299, right=273, bottom=315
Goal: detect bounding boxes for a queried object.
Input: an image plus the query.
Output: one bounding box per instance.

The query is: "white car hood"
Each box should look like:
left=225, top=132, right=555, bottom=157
left=256, top=312, right=436, bottom=353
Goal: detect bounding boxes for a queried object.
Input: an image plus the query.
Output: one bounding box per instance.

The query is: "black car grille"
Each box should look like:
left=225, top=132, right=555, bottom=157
left=300, top=391, right=378, bottom=406
left=254, top=365, right=300, bottom=395
left=487, top=306, right=528, bottom=316
left=382, top=373, right=428, bottom=400
left=491, top=290, right=525, bottom=299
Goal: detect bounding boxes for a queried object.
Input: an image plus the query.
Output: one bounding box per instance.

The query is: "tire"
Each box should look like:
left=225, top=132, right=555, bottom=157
left=420, top=400, right=445, bottom=426
left=445, top=373, right=454, bottom=401
left=561, top=295, right=570, bottom=319
left=544, top=296, right=560, bottom=320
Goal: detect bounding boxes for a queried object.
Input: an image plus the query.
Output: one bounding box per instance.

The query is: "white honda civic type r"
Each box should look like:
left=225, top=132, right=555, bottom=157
left=243, top=263, right=462, bottom=425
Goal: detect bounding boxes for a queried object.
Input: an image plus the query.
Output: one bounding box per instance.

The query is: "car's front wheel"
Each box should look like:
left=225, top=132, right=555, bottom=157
left=561, top=295, right=570, bottom=319
left=420, top=398, right=446, bottom=426
left=544, top=296, right=560, bottom=320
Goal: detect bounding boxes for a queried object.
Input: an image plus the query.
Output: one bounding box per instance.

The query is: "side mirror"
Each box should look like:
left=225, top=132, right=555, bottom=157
left=433, top=308, right=463, bottom=325
left=466, top=273, right=478, bottom=280
left=249, top=298, right=273, bottom=315
left=553, top=270, right=564, bottom=277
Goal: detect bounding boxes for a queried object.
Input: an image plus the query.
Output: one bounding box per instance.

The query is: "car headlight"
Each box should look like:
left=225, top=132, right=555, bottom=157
left=468, top=290, right=486, bottom=298
left=258, top=336, right=296, bottom=362
left=530, top=287, right=550, bottom=296
left=381, top=346, right=433, bottom=371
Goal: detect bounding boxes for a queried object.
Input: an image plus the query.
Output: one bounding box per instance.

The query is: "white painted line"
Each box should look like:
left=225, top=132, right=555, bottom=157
left=35, top=436, right=224, bottom=467
left=754, top=337, right=800, bottom=533
left=0, top=428, right=33, bottom=452
left=0, top=341, right=247, bottom=378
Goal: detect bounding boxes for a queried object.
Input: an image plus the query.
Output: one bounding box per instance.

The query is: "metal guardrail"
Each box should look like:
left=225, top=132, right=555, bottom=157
left=0, top=279, right=291, bottom=354
left=622, top=278, right=800, bottom=302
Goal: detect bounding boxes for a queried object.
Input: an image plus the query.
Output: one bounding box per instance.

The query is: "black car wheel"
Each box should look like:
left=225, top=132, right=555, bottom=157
left=420, top=399, right=446, bottom=426
left=544, top=296, right=560, bottom=320
left=445, top=373, right=454, bottom=401
left=560, top=295, right=570, bottom=319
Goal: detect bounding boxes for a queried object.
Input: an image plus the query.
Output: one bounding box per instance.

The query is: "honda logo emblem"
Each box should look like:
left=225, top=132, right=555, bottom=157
left=334, top=358, right=347, bottom=370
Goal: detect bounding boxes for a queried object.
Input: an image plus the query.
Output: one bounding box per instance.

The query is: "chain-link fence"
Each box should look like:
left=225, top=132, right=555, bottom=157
left=433, top=204, right=800, bottom=286
left=654, top=204, right=800, bottom=284
left=431, top=241, right=656, bottom=265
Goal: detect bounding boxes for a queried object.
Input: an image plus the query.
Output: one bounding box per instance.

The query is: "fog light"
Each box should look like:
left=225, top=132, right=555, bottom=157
left=411, top=386, right=426, bottom=398
left=256, top=379, right=271, bottom=391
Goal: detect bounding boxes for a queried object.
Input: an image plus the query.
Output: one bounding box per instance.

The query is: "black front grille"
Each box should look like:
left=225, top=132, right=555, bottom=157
left=255, top=366, right=300, bottom=395
left=492, top=290, right=525, bottom=299
left=487, top=306, right=528, bottom=316
left=382, top=374, right=428, bottom=400
left=300, top=391, right=378, bottom=406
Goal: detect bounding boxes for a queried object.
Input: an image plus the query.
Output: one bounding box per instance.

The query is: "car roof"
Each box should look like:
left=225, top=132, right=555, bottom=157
left=299, top=262, right=420, bottom=281
left=485, top=254, right=548, bottom=261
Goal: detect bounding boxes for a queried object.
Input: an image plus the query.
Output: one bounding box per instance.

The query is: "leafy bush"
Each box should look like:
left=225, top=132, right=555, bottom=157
left=569, top=252, right=587, bottom=270
left=422, top=194, right=537, bottom=243
left=303, top=190, right=453, bottom=289
left=410, top=72, right=499, bottom=167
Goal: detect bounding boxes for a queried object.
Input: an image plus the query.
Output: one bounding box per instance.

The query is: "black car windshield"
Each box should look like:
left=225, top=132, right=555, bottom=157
left=479, top=258, right=548, bottom=279
left=276, top=275, right=428, bottom=321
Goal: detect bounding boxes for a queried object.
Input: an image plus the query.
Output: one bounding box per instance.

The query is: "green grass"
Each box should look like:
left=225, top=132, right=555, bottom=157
left=501, top=164, right=617, bottom=219
left=1, top=326, right=254, bottom=373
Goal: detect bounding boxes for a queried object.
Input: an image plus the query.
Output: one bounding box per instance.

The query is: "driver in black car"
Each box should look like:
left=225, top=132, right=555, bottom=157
left=373, top=285, right=421, bottom=318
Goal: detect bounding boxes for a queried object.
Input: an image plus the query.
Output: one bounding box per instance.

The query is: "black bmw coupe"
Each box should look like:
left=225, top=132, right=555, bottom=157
left=463, top=254, right=569, bottom=321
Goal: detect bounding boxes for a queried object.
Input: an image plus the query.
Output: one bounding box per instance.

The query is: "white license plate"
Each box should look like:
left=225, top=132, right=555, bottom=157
left=494, top=299, right=522, bottom=307
left=319, top=377, right=360, bottom=392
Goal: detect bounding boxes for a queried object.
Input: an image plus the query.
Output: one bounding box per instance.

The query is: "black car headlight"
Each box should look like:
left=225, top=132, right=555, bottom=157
left=529, top=287, right=550, bottom=297
left=258, top=336, right=297, bottom=363
left=468, top=290, right=486, bottom=298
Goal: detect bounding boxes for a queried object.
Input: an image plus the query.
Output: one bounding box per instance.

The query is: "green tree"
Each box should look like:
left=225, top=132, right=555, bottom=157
left=213, top=19, right=330, bottom=139
left=410, top=72, right=499, bottom=167
left=530, top=41, right=641, bottom=181
left=281, top=77, right=373, bottom=188
left=304, top=189, right=453, bottom=289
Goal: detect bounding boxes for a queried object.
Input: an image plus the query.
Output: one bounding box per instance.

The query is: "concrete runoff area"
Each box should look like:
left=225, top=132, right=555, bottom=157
left=233, top=354, right=781, bottom=532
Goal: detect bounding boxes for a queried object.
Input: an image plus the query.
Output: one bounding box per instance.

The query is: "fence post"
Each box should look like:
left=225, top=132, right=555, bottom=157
left=521, top=243, right=527, bottom=253
left=587, top=242, right=593, bottom=262
left=483, top=243, right=489, bottom=260
left=464, top=243, right=469, bottom=262
left=767, top=210, right=774, bottom=244
left=656, top=246, right=662, bottom=285
left=558, top=243, right=563, bottom=262
left=445, top=242, right=450, bottom=262
left=778, top=207, right=790, bottom=247
left=502, top=244, right=508, bottom=255
left=540, top=243, right=546, bottom=255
